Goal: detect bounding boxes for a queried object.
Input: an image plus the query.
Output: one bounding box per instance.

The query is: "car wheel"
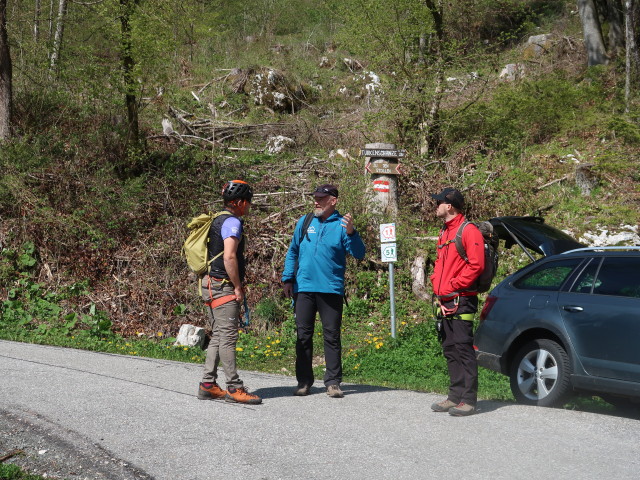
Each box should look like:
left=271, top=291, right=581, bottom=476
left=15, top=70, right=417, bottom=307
left=509, top=339, right=571, bottom=407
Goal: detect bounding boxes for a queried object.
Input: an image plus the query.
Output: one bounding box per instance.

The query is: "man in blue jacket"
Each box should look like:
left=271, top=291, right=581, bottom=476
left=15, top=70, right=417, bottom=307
left=282, top=184, right=366, bottom=398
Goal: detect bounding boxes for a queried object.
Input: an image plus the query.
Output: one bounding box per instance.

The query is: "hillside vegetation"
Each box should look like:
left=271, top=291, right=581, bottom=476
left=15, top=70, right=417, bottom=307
left=0, top=0, right=638, bottom=399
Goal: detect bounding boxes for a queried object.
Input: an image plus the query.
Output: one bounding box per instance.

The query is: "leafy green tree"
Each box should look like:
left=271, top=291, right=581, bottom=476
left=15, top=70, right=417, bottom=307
left=327, top=0, right=458, bottom=155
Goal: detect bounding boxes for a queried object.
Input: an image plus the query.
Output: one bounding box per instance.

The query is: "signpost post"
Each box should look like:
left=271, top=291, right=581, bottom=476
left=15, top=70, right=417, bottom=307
left=380, top=223, right=397, bottom=338
left=361, top=143, right=405, bottom=217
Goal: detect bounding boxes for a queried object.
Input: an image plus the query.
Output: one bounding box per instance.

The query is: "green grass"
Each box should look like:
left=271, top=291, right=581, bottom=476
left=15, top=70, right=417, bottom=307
left=0, top=464, right=46, bottom=480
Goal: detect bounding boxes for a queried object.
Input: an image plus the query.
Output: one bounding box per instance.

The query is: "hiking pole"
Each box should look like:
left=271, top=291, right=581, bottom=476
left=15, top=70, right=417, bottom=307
left=242, top=297, right=250, bottom=327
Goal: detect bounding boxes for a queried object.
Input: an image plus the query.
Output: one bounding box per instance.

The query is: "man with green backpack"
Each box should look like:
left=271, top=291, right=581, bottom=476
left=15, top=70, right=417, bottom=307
left=192, top=180, right=262, bottom=405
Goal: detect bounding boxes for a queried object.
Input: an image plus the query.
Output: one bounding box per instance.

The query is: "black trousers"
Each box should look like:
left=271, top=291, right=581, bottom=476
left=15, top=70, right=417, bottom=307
left=441, top=296, right=478, bottom=406
left=294, top=292, right=343, bottom=387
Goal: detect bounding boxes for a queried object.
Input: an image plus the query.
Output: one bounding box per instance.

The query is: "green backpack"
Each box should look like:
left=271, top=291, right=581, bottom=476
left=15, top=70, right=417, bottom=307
left=182, top=211, right=229, bottom=276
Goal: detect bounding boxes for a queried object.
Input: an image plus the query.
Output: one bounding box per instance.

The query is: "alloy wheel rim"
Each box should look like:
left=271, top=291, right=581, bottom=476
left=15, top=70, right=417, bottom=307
left=516, top=348, right=559, bottom=400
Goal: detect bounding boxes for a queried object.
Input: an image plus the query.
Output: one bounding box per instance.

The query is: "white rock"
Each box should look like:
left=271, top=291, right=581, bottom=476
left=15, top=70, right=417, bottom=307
left=174, top=324, right=206, bottom=348
left=161, top=118, right=174, bottom=136
left=265, top=135, right=295, bottom=154
left=499, top=63, right=525, bottom=81
left=579, top=225, right=640, bottom=247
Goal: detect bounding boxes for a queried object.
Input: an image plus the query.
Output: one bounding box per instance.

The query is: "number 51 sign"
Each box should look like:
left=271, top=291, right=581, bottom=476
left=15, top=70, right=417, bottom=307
left=379, top=223, right=397, bottom=263
left=380, top=243, right=397, bottom=262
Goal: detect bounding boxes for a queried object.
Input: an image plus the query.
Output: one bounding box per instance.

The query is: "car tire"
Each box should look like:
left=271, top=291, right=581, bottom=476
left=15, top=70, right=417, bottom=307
left=509, top=339, right=572, bottom=407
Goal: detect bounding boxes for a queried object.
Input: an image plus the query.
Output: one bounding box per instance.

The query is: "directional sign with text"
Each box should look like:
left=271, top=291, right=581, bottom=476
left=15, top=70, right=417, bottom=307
left=360, top=148, right=406, bottom=158
left=365, top=160, right=402, bottom=175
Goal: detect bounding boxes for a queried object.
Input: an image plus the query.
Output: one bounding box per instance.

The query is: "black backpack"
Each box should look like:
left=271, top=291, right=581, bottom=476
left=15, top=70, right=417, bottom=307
left=453, top=220, right=499, bottom=293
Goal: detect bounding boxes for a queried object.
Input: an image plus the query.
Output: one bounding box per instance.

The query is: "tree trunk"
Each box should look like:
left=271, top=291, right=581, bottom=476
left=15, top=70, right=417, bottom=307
left=419, top=0, right=445, bottom=156
left=608, top=0, right=625, bottom=56
left=48, top=0, right=54, bottom=43
left=0, top=0, right=12, bottom=140
left=632, top=1, right=640, bottom=68
left=578, top=0, right=609, bottom=65
left=34, top=0, right=41, bottom=41
left=120, top=0, right=140, bottom=147
left=625, top=0, right=635, bottom=112
left=49, top=0, right=67, bottom=76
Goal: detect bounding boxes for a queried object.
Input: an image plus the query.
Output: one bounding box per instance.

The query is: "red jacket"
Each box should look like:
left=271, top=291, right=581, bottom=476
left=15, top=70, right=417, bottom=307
left=430, top=214, right=485, bottom=299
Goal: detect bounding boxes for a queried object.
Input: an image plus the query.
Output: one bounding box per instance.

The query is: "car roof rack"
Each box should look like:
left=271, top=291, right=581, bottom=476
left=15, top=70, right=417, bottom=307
left=562, top=246, right=640, bottom=254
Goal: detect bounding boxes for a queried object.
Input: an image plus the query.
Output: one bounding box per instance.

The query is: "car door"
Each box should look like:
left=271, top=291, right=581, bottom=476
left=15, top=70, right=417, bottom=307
left=559, top=256, right=640, bottom=383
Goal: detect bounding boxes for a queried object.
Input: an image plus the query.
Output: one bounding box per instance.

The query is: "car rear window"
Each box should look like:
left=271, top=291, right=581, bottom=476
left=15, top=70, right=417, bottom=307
left=592, top=256, right=640, bottom=298
left=513, top=258, right=582, bottom=291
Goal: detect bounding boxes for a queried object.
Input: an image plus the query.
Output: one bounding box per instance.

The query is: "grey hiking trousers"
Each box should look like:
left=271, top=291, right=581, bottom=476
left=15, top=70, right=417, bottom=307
left=200, top=277, right=243, bottom=388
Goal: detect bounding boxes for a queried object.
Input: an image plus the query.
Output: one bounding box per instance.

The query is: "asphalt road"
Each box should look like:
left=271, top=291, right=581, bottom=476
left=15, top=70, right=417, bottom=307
left=1, top=339, right=639, bottom=480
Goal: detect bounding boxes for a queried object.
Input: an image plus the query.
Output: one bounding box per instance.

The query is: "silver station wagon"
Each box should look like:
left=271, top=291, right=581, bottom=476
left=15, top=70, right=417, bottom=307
left=474, top=216, right=640, bottom=409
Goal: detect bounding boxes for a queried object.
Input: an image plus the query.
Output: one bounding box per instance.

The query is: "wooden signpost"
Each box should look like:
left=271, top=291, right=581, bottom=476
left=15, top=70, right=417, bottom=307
left=361, top=143, right=405, bottom=217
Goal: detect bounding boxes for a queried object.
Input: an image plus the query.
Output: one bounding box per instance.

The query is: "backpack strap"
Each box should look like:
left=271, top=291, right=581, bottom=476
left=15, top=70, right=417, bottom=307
left=206, top=210, right=238, bottom=270
left=453, top=221, right=470, bottom=263
left=299, top=212, right=314, bottom=243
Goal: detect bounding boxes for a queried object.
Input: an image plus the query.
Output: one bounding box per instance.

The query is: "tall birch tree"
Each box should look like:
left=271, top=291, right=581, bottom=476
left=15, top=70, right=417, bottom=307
left=49, top=0, right=68, bottom=75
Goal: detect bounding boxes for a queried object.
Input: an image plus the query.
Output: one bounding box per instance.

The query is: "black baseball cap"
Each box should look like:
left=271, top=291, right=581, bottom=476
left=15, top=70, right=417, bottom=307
left=431, top=187, right=465, bottom=210
left=313, top=184, right=339, bottom=198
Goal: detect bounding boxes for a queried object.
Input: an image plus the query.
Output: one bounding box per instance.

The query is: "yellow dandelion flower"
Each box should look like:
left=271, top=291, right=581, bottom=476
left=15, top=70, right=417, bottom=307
left=275, top=339, right=280, bottom=344
left=157, top=332, right=163, bottom=337
left=183, top=347, right=188, bottom=351
left=236, top=347, right=244, bottom=352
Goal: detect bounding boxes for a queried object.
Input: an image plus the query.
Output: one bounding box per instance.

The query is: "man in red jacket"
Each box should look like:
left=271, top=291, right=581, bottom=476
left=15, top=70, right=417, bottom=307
left=429, top=187, right=485, bottom=416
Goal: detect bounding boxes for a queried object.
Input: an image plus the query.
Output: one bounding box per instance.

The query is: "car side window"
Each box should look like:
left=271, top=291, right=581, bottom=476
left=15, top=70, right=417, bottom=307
left=569, top=258, right=601, bottom=294
left=513, top=258, right=582, bottom=291
left=593, top=257, right=640, bottom=298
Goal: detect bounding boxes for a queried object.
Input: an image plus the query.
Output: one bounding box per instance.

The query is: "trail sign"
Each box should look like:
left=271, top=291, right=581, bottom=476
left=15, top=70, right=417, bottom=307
left=365, top=160, right=402, bottom=175
left=379, top=223, right=396, bottom=243
left=360, top=148, right=406, bottom=158
left=381, top=243, right=397, bottom=263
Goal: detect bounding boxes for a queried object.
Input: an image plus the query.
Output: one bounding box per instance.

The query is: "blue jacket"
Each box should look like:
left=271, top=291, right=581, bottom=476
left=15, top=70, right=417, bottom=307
left=282, top=211, right=366, bottom=295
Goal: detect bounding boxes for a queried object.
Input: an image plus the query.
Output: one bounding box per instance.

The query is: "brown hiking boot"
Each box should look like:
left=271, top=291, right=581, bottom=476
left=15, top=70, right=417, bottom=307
left=197, top=382, right=226, bottom=400
left=293, top=384, right=311, bottom=396
left=431, top=399, right=457, bottom=412
left=225, top=386, right=262, bottom=405
left=449, top=402, right=476, bottom=416
left=326, top=384, right=344, bottom=398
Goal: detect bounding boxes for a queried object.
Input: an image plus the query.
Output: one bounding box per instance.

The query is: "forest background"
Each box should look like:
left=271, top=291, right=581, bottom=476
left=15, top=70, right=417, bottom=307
left=0, top=0, right=639, bottom=405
